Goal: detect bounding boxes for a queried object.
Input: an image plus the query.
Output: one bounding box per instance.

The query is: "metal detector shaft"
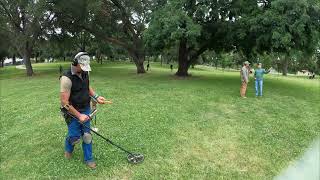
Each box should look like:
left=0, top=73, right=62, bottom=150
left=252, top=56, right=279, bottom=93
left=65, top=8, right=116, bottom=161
left=82, top=121, right=134, bottom=155
left=65, top=110, right=134, bottom=156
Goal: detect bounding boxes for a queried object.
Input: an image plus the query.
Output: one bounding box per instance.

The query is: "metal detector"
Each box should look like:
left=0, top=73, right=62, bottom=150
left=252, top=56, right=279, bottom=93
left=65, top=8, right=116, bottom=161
left=90, top=97, right=98, bottom=132
left=61, top=108, right=144, bottom=164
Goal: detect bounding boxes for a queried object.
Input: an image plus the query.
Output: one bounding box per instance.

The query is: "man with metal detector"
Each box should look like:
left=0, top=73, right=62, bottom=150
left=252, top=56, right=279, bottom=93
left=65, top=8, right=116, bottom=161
left=60, top=52, right=112, bottom=169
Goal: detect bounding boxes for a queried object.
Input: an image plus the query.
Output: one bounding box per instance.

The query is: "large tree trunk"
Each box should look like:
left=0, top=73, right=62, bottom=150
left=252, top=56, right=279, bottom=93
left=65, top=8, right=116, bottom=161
left=131, top=52, right=146, bottom=73
left=134, top=60, right=145, bottom=74
left=282, top=57, right=289, bottom=76
left=133, top=39, right=146, bottom=74
left=24, top=42, right=33, bottom=76
left=128, top=46, right=146, bottom=74
left=0, top=60, right=3, bottom=67
left=176, top=39, right=189, bottom=77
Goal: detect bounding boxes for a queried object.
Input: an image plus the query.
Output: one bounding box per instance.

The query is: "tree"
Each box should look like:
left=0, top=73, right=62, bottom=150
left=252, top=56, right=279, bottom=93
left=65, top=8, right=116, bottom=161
left=145, top=0, right=235, bottom=76
left=0, top=9, right=9, bottom=67
left=145, top=0, right=203, bottom=76
left=0, top=32, right=9, bottom=67
left=237, top=0, right=320, bottom=75
left=268, top=0, right=320, bottom=75
left=52, top=0, right=155, bottom=74
left=0, top=0, right=56, bottom=76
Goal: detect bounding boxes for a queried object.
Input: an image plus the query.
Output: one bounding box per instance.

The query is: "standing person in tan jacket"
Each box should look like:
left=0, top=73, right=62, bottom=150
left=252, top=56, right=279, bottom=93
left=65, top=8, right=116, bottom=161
left=240, top=61, right=250, bottom=98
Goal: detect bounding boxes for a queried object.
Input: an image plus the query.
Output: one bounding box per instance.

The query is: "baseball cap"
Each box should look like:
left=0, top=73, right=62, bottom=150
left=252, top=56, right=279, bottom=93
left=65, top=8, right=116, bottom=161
left=244, top=61, right=250, bottom=65
left=75, top=52, right=91, bottom=71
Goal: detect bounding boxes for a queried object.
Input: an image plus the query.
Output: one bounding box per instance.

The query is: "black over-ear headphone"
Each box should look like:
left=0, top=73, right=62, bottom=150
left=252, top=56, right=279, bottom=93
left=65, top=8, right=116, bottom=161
left=72, top=58, right=78, bottom=66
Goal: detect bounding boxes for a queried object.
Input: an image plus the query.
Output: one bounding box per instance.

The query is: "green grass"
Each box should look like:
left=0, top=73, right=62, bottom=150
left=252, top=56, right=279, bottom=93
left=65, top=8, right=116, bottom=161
left=1, top=62, right=319, bottom=179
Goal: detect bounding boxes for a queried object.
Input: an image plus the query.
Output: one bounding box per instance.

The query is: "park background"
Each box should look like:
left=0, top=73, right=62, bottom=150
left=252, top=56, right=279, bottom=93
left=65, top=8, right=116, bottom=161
left=1, top=0, right=320, bottom=179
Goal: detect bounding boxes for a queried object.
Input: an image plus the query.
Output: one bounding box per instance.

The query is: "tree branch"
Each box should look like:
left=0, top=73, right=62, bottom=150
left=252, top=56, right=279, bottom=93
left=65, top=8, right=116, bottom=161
left=189, top=43, right=209, bottom=64
left=0, top=1, right=23, bottom=32
left=79, top=24, right=133, bottom=51
left=103, top=0, right=138, bottom=38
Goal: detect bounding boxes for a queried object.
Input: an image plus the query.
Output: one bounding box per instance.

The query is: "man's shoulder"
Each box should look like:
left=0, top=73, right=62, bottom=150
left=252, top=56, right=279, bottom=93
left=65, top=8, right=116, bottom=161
left=61, top=69, right=72, bottom=81
left=60, top=75, right=72, bottom=82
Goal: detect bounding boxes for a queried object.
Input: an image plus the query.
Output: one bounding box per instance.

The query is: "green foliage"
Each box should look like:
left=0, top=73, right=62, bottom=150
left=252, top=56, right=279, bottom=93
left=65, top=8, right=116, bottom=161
left=234, top=0, right=320, bottom=75
left=220, top=53, right=234, bottom=69
left=0, top=0, right=55, bottom=51
left=144, top=0, right=202, bottom=52
left=267, top=0, right=320, bottom=54
left=145, top=0, right=237, bottom=76
left=0, top=0, right=56, bottom=74
left=1, top=0, right=319, bottom=75
left=256, top=52, right=276, bottom=70
left=145, top=0, right=237, bottom=54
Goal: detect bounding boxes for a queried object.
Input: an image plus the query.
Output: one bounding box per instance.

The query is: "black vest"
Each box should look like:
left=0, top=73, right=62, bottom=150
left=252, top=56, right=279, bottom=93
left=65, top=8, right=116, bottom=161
left=63, top=70, right=90, bottom=111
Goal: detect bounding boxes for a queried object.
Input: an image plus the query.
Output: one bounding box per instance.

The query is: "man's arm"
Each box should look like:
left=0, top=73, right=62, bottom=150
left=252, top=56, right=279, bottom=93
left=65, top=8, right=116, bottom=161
left=89, top=87, right=95, bottom=97
left=60, top=76, right=89, bottom=122
left=60, top=91, right=80, bottom=117
left=264, top=69, right=271, bottom=74
left=89, top=87, right=112, bottom=104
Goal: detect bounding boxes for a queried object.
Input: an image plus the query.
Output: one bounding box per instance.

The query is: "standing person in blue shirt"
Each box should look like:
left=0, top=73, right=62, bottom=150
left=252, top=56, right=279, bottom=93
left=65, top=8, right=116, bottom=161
left=254, top=63, right=270, bottom=97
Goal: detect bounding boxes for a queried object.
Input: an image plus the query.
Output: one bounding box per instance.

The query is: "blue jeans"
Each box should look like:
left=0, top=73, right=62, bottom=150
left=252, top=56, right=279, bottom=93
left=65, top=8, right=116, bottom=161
left=65, top=107, right=94, bottom=163
left=255, top=79, right=263, bottom=96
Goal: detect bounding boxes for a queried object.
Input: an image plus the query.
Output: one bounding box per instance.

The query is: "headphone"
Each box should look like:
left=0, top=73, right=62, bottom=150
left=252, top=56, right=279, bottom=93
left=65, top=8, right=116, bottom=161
left=73, top=52, right=89, bottom=66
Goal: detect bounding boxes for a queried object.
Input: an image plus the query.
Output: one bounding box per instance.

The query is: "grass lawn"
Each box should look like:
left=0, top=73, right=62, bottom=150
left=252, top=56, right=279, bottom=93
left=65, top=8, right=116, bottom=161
left=0, top=62, right=319, bottom=179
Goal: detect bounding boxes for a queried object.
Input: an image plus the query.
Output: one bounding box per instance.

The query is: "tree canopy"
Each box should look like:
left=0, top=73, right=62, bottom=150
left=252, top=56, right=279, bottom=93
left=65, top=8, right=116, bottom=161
left=0, top=0, right=319, bottom=76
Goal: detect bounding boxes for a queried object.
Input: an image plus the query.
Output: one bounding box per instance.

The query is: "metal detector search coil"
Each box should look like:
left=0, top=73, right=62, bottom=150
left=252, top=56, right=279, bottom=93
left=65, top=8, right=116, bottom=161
left=127, top=154, right=144, bottom=164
